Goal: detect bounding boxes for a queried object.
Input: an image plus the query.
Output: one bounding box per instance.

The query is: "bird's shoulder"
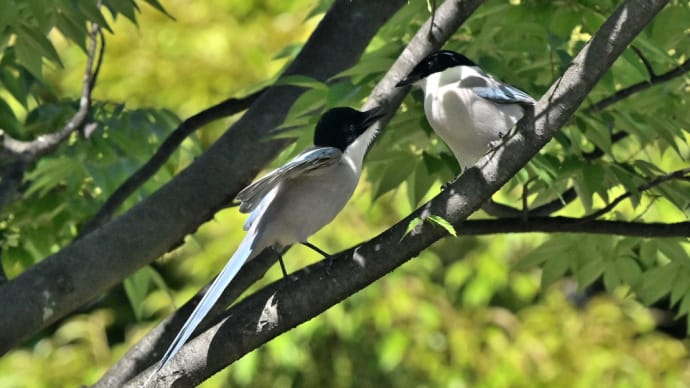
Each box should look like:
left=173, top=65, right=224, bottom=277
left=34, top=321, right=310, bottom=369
left=237, top=147, right=342, bottom=213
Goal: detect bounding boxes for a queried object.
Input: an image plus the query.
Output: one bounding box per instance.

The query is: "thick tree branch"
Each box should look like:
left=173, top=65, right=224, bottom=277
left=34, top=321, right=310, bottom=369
left=0, top=0, right=407, bottom=359
left=124, top=0, right=669, bottom=385
left=99, top=1, right=486, bottom=386
left=583, top=167, right=690, bottom=220
left=79, top=87, right=267, bottom=237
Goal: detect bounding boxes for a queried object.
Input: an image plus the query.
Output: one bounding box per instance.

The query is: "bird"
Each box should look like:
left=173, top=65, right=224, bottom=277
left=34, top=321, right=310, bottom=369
left=148, top=106, right=385, bottom=381
left=396, top=50, right=536, bottom=171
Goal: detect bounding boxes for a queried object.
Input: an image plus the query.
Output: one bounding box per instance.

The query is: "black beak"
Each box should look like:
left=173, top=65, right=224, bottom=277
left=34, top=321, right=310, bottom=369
left=362, top=106, right=386, bottom=127
left=395, top=73, right=420, bottom=87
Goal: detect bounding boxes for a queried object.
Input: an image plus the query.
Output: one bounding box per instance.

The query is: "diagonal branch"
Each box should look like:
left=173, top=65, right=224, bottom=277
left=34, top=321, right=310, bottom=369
left=0, top=0, right=409, bottom=373
left=126, top=0, right=670, bottom=385
left=102, top=1, right=486, bottom=386
left=78, top=87, right=267, bottom=237
left=485, top=52, right=690, bottom=218
left=583, top=167, right=690, bottom=220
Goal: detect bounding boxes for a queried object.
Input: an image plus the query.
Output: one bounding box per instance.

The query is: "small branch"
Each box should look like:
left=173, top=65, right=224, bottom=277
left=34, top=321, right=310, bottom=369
left=460, top=218, right=690, bottom=238
left=78, top=87, right=267, bottom=237
left=0, top=249, right=7, bottom=285
left=585, top=56, right=690, bottom=113
left=631, top=45, right=657, bottom=79
left=0, top=18, right=103, bottom=214
left=583, top=167, right=690, bottom=220
left=0, top=20, right=101, bottom=161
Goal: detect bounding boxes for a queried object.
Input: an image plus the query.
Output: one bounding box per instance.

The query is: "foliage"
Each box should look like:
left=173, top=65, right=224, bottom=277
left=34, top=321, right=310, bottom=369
left=0, top=0, right=689, bottom=387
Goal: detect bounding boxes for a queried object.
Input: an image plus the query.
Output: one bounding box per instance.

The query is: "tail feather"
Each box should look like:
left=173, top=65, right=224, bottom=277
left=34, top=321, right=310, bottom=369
left=148, top=229, right=258, bottom=381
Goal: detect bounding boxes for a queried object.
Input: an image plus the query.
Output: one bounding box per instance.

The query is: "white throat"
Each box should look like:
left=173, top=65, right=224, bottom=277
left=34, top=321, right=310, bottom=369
left=344, top=124, right=379, bottom=172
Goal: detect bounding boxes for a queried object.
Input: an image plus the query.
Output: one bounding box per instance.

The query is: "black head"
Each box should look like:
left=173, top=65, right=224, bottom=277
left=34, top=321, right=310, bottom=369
left=396, top=50, right=477, bottom=87
left=313, top=106, right=385, bottom=151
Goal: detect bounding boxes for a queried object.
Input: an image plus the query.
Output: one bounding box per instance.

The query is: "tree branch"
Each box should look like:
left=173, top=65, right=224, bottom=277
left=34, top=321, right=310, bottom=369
left=99, top=1, right=487, bottom=385
left=583, top=167, right=690, bottom=220
left=460, top=218, right=690, bottom=238
left=0, top=19, right=103, bottom=214
left=125, top=0, right=670, bottom=385
left=78, top=87, right=267, bottom=237
left=585, top=56, right=690, bottom=113
left=0, top=21, right=101, bottom=161
left=484, top=50, right=690, bottom=218
left=0, top=0, right=408, bottom=359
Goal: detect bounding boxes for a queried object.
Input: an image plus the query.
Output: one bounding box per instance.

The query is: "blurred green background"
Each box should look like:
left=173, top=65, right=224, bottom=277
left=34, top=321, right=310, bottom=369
left=1, top=1, right=689, bottom=387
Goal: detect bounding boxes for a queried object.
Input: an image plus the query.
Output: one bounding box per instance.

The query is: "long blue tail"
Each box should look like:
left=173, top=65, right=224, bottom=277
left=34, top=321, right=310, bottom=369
left=150, top=228, right=258, bottom=379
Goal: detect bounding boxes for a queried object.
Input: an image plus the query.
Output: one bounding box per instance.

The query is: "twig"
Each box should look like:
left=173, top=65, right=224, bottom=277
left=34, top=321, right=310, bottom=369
left=0, top=19, right=102, bottom=214
left=583, top=167, right=690, bottom=221
left=78, top=87, right=267, bottom=237
left=461, top=218, right=690, bottom=238
left=631, top=45, right=657, bottom=79
left=585, top=57, right=690, bottom=113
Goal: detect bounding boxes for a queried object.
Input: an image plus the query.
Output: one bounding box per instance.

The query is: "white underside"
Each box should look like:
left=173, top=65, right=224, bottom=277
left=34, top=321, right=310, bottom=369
left=420, top=66, right=525, bottom=170
left=252, top=154, right=359, bottom=248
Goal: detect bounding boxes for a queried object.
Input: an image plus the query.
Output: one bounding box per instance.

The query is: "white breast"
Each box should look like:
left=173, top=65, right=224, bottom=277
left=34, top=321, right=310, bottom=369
left=420, top=67, right=525, bottom=170
left=252, top=156, right=360, bottom=249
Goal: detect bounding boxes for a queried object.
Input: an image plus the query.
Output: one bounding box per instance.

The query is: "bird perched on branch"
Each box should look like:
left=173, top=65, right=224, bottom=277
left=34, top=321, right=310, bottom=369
left=148, top=106, right=385, bottom=382
left=397, top=50, right=536, bottom=171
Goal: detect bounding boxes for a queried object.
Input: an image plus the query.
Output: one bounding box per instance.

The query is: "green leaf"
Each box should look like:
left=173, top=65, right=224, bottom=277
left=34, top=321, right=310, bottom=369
left=78, top=1, right=113, bottom=32
left=574, top=258, right=604, bottom=289
left=0, top=97, right=21, bottom=134
left=15, top=24, right=63, bottom=66
left=142, top=0, right=175, bottom=19
left=639, top=264, right=678, bottom=305
left=657, top=239, right=689, bottom=264
left=614, top=256, right=642, bottom=286
left=406, top=159, right=435, bottom=208
left=669, top=274, right=690, bottom=308
left=123, top=266, right=153, bottom=321
left=516, top=237, right=570, bottom=270
left=639, top=239, right=658, bottom=268
left=55, top=11, right=88, bottom=53
left=276, top=75, right=328, bottom=91
left=368, top=151, right=417, bottom=201
left=106, top=0, right=139, bottom=25
left=603, top=264, right=621, bottom=292
left=541, top=256, right=570, bottom=289
left=426, top=215, right=457, bottom=237
left=401, top=217, right=423, bottom=241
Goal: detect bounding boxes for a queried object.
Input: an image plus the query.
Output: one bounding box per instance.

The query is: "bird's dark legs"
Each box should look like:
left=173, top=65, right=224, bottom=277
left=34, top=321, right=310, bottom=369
left=274, top=242, right=330, bottom=279
left=301, top=241, right=330, bottom=258
left=274, top=250, right=288, bottom=278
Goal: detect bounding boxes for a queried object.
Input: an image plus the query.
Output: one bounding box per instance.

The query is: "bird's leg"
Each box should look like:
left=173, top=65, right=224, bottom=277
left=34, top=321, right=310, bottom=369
left=274, top=249, right=288, bottom=279
left=301, top=241, right=330, bottom=258
left=488, top=130, right=509, bottom=153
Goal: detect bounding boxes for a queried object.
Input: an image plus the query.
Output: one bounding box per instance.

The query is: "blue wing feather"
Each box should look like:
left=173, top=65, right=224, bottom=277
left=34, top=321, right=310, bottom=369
left=471, top=84, right=536, bottom=105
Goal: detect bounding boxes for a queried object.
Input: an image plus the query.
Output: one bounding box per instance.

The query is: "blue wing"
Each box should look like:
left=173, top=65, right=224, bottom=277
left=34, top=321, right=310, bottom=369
left=471, top=83, right=536, bottom=106
left=237, top=147, right=342, bottom=215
